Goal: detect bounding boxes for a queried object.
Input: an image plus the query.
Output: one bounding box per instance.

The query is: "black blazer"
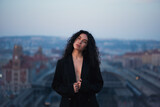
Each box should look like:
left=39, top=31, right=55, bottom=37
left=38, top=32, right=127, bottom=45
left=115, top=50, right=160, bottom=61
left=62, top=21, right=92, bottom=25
left=52, top=55, right=103, bottom=107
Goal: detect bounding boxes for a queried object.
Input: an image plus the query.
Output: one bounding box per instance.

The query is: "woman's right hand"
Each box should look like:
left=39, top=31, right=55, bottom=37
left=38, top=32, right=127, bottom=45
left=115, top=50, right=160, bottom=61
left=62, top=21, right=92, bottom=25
left=73, top=82, right=79, bottom=93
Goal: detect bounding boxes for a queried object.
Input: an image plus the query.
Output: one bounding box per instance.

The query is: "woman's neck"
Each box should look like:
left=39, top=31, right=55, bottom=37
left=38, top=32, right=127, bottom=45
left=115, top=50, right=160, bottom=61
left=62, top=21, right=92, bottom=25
left=72, top=49, right=83, bottom=60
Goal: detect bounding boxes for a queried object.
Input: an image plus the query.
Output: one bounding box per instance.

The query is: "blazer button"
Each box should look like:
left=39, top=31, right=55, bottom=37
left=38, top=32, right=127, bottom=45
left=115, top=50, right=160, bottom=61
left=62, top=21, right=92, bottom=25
left=88, top=99, right=90, bottom=101
left=68, top=98, right=71, bottom=100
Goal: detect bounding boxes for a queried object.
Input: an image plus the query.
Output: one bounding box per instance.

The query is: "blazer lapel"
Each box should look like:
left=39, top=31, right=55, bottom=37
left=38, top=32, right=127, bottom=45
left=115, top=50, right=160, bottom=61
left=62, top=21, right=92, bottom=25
left=69, top=55, right=77, bottom=82
left=81, top=58, right=89, bottom=80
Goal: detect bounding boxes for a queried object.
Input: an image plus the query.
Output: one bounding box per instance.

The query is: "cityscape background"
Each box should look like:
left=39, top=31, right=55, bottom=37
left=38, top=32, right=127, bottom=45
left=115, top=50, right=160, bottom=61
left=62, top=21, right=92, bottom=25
left=0, top=0, right=160, bottom=107
left=0, top=36, right=160, bottom=107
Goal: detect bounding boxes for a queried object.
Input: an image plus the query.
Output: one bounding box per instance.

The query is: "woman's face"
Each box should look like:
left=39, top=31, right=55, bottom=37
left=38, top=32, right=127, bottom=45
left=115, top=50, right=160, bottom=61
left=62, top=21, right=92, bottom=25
left=73, top=33, right=88, bottom=52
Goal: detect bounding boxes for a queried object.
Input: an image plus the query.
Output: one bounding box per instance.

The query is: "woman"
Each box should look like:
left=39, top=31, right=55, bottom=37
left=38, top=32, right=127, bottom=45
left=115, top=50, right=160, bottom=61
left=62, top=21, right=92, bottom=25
left=52, top=30, right=103, bottom=107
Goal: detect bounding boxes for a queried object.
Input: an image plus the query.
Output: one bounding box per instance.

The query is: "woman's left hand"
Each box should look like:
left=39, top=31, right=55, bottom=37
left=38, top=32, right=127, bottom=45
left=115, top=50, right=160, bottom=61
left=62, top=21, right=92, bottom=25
left=77, top=79, right=82, bottom=89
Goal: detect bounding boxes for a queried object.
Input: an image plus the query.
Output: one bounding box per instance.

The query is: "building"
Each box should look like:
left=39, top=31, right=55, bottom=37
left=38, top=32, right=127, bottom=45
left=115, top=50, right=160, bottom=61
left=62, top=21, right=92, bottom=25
left=141, top=51, right=152, bottom=65
left=1, top=45, right=52, bottom=95
left=122, top=52, right=143, bottom=68
left=151, top=49, right=160, bottom=66
left=114, top=49, right=160, bottom=68
left=141, top=49, right=160, bottom=66
left=2, top=45, right=31, bottom=95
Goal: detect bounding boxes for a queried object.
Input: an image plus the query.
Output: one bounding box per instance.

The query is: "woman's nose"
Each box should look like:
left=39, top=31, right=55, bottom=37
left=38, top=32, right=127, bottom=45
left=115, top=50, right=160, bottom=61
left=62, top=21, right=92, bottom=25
left=79, top=41, right=82, bottom=44
left=78, top=40, right=82, bottom=44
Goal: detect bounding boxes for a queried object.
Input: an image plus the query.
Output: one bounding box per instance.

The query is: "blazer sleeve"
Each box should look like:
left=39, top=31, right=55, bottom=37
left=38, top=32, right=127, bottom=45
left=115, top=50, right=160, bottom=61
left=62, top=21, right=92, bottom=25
left=52, top=60, right=75, bottom=97
left=79, top=65, right=103, bottom=94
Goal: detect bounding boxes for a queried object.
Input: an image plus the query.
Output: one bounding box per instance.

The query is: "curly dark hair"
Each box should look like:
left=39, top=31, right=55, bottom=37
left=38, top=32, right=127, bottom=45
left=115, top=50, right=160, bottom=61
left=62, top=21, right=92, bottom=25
left=62, top=30, right=100, bottom=69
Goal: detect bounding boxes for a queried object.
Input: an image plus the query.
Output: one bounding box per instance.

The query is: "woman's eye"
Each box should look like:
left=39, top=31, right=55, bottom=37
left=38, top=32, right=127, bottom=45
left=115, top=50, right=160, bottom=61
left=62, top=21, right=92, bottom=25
left=82, top=41, right=87, bottom=44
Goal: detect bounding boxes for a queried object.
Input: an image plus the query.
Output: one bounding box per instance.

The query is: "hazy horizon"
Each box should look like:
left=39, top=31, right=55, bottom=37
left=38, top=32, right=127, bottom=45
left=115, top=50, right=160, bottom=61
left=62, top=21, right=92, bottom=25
left=1, top=35, right=160, bottom=41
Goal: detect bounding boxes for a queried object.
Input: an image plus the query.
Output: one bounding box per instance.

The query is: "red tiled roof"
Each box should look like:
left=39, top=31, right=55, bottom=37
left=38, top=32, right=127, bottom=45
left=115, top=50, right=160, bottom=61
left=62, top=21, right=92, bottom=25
left=143, top=49, right=160, bottom=55
left=33, top=54, right=49, bottom=61
left=2, top=51, right=50, bottom=69
left=150, top=49, right=160, bottom=54
left=123, top=49, right=160, bottom=57
left=2, top=60, right=12, bottom=69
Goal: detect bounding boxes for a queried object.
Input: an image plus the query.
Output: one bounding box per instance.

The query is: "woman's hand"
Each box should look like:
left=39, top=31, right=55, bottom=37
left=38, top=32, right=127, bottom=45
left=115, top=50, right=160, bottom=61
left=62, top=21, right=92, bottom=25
left=77, top=79, right=82, bottom=89
left=73, top=79, right=82, bottom=93
left=73, top=82, right=79, bottom=93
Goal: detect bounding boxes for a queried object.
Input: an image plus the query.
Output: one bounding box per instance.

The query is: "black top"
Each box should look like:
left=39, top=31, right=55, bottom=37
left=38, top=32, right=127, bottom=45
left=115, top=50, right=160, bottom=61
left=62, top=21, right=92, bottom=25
left=52, top=55, right=103, bottom=107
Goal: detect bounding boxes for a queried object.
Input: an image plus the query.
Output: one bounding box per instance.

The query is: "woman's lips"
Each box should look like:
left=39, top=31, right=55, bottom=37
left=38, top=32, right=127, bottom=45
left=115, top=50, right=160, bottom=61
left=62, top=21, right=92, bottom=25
left=76, top=44, right=80, bottom=47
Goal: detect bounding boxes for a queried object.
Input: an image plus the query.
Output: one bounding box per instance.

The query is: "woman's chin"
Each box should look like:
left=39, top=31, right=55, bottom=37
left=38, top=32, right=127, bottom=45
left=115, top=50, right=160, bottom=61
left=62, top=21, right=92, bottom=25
left=74, top=48, right=82, bottom=51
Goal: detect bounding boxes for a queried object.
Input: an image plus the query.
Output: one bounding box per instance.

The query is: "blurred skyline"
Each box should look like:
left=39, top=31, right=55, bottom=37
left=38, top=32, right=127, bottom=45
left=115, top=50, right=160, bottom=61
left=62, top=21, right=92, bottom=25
left=0, top=0, right=160, bottom=40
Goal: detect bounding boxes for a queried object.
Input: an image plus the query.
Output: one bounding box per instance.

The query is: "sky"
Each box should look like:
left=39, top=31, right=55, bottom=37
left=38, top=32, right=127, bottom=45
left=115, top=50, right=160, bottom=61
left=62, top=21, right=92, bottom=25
left=0, top=0, right=160, bottom=40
